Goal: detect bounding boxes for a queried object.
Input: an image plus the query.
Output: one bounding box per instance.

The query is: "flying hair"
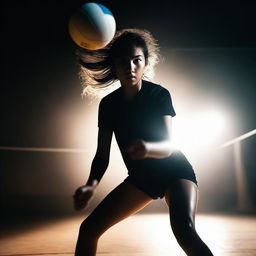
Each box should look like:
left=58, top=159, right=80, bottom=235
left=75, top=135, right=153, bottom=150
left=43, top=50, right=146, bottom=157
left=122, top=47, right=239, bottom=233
left=76, top=28, right=160, bottom=99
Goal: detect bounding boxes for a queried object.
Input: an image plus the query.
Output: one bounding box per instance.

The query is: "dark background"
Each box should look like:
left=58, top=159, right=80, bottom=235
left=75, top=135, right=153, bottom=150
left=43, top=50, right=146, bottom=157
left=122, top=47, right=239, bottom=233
left=1, top=0, right=256, bottom=217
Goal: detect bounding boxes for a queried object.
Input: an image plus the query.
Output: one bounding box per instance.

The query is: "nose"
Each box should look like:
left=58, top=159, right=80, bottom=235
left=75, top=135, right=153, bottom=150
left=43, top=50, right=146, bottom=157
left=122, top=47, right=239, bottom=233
left=126, top=60, right=135, bottom=73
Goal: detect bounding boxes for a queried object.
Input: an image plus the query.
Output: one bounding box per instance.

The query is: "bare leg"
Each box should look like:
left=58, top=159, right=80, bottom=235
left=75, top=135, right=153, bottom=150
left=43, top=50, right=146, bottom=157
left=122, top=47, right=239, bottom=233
left=75, top=181, right=152, bottom=256
left=164, top=179, right=214, bottom=256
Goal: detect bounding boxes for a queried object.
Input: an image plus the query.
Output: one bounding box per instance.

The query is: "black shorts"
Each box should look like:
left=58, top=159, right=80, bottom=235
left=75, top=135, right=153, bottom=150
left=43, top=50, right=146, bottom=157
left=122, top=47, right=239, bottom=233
left=123, top=151, right=198, bottom=200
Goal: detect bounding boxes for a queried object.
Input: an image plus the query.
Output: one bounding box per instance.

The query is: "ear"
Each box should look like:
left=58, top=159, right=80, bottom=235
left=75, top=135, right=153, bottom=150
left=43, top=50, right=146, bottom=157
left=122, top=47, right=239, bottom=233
left=142, top=65, right=148, bottom=78
left=110, top=61, right=116, bottom=74
left=111, top=66, right=116, bottom=76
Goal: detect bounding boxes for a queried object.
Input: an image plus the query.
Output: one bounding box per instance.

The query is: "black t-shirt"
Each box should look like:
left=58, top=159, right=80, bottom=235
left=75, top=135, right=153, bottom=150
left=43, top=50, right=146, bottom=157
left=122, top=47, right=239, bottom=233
left=98, top=80, right=177, bottom=178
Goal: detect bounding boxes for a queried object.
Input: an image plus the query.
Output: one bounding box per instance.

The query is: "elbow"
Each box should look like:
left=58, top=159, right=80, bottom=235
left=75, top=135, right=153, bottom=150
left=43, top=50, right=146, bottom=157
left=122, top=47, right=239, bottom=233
left=167, top=141, right=176, bottom=157
left=159, top=140, right=175, bottom=158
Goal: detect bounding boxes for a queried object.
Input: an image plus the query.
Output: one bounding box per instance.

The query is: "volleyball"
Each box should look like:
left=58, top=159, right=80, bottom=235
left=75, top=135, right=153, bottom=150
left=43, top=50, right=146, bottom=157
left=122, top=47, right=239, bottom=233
left=68, top=2, right=116, bottom=50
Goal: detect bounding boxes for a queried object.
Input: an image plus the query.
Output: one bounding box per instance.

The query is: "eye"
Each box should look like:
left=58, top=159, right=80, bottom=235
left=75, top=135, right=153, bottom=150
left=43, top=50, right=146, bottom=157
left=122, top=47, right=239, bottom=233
left=133, top=58, right=142, bottom=64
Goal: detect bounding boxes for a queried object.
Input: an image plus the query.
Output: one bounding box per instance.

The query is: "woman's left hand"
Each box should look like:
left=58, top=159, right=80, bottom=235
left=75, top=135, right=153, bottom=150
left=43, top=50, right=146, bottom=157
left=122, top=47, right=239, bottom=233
left=124, top=139, right=149, bottom=160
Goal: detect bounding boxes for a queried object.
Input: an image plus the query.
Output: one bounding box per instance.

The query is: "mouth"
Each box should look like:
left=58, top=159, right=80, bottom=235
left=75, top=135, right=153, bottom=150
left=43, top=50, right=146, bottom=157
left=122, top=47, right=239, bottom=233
left=126, top=75, right=136, bottom=79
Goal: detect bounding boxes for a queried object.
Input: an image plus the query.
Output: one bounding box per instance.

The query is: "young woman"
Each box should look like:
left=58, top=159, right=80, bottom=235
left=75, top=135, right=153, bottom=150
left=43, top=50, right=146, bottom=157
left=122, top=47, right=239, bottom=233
left=73, top=28, right=213, bottom=256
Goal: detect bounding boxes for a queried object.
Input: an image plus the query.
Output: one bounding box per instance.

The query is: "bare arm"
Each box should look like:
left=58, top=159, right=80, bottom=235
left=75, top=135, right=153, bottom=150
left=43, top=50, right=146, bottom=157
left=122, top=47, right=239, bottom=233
left=125, top=116, right=175, bottom=159
left=146, top=115, right=174, bottom=158
left=73, top=127, right=113, bottom=210
left=85, top=127, right=113, bottom=186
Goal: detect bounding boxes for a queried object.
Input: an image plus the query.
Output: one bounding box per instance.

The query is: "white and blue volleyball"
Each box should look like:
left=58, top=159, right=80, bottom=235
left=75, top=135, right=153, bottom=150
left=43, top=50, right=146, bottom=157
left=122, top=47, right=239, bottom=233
left=69, top=2, right=116, bottom=50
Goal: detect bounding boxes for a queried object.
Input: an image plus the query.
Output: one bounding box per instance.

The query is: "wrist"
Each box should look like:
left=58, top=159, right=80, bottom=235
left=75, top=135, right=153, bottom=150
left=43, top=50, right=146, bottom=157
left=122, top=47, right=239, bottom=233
left=85, top=179, right=99, bottom=187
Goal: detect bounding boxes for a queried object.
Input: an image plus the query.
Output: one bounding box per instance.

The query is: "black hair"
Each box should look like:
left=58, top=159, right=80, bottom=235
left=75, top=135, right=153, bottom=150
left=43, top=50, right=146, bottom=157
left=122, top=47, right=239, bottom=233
left=76, top=28, right=160, bottom=98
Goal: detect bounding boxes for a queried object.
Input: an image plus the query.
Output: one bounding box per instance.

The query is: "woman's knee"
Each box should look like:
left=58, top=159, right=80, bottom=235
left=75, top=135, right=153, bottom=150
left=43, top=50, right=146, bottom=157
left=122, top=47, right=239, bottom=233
left=171, top=216, right=195, bottom=238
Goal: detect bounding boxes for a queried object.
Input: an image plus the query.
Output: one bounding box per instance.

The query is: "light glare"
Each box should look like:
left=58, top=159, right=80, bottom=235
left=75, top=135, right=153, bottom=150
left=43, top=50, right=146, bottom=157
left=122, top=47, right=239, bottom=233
left=172, top=110, right=226, bottom=154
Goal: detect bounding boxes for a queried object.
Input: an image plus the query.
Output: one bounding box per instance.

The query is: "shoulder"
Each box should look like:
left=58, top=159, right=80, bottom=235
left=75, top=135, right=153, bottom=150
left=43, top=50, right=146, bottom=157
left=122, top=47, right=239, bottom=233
left=99, top=87, right=122, bottom=107
left=143, top=80, right=176, bottom=116
left=142, top=80, right=171, bottom=98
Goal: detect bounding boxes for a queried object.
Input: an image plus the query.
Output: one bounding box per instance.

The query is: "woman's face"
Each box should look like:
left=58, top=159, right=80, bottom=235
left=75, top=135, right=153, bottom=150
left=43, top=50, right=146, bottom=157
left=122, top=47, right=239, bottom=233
left=114, top=47, right=147, bottom=87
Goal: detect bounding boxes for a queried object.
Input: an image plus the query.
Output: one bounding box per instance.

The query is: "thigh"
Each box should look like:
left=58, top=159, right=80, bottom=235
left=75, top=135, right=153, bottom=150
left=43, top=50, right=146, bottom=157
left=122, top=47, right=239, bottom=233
left=83, top=181, right=153, bottom=236
left=164, top=179, right=198, bottom=223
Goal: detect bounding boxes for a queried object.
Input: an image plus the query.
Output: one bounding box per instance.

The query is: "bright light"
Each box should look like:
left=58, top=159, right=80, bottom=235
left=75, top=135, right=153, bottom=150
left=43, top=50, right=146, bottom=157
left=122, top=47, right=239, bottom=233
left=172, top=109, right=226, bottom=154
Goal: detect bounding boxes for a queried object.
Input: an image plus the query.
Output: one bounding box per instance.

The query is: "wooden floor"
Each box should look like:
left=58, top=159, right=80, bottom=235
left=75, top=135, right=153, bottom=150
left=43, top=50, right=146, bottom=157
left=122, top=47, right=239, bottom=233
left=1, top=213, right=256, bottom=256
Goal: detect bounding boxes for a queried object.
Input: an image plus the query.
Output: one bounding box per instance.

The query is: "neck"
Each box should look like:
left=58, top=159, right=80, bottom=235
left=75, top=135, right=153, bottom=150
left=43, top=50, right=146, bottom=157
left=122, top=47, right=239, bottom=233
left=121, top=80, right=142, bottom=101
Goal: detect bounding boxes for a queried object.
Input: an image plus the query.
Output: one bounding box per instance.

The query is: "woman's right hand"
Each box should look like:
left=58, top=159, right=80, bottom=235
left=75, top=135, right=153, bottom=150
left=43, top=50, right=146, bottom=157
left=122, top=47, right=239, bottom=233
left=73, top=179, right=98, bottom=211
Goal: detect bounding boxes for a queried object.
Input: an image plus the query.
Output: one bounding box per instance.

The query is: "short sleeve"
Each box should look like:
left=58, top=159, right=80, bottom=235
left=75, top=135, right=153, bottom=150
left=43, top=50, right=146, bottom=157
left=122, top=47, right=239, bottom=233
left=98, top=99, right=113, bottom=129
left=156, top=88, right=176, bottom=117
